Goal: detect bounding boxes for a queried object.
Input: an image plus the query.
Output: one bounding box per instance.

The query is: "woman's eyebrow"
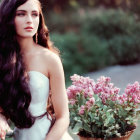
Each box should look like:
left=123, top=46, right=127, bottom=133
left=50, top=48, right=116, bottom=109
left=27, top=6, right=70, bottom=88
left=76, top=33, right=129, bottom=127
left=32, top=10, right=39, bottom=13
left=16, top=10, right=39, bottom=13
left=16, top=10, right=27, bottom=12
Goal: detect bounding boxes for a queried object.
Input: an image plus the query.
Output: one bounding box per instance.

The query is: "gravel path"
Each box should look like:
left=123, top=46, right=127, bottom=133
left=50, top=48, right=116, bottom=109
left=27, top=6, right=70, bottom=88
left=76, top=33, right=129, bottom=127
left=84, top=63, right=140, bottom=93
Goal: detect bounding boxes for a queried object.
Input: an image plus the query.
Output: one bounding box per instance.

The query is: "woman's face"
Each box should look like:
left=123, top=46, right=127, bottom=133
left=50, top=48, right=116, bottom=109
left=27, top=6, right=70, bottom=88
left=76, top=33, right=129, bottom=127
left=14, top=0, right=40, bottom=38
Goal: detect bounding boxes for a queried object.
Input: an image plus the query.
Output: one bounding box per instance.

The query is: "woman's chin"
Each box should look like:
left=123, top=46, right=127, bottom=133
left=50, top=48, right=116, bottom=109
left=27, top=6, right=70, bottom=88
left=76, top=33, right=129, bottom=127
left=17, top=34, right=35, bottom=39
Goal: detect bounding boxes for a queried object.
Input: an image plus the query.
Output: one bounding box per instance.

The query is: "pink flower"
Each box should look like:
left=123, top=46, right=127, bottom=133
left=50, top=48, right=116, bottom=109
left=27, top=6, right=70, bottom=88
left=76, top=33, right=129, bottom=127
left=91, top=76, right=121, bottom=103
left=0, top=114, right=12, bottom=140
left=68, top=74, right=140, bottom=112
left=67, top=85, right=83, bottom=99
left=79, top=105, right=85, bottom=115
left=123, top=81, right=140, bottom=104
left=86, top=101, right=91, bottom=110
left=67, top=89, right=74, bottom=99
left=114, top=87, right=120, bottom=94
left=89, top=97, right=95, bottom=104
left=69, top=100, right=76, bottom=105
left=88, top=91, right=94, bottom=98
left=85, top=97, right=95, bottom=110
left=70, top=74, right=95, bottom=88
left=67, top=74, right=95, bottom=100
left=0, top=128, right=6, bottom=139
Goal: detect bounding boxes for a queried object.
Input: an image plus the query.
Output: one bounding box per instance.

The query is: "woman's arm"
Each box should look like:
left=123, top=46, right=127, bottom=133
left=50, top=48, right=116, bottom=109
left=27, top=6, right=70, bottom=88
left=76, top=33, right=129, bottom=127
left=45, top=52, right=69, bottom=140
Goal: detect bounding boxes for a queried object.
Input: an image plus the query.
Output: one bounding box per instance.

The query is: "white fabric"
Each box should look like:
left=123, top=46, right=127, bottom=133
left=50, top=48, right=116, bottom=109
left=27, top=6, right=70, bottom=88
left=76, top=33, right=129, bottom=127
left=13, top=71, right=51, bottom=140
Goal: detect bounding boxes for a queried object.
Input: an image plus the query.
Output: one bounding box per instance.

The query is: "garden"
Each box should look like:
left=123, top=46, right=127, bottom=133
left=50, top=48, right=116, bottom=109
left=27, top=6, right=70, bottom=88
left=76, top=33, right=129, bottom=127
left=1, top=0, right=140, bottom=139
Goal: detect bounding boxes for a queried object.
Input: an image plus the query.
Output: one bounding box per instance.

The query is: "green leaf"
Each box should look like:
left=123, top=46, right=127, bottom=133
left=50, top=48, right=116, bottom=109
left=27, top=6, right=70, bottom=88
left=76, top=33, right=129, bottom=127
left=71, top=122, right=82, bottom=134
left=83, top=123, right=91, bottom=133
left=125, top=107, right=131, bottom=111
left=107, top=109, right=113, bottom=112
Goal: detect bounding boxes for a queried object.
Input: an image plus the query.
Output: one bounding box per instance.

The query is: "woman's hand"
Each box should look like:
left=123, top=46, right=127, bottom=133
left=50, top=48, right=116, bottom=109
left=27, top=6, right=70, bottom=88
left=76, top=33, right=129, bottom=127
left=0, top=114, right=12, bottom=140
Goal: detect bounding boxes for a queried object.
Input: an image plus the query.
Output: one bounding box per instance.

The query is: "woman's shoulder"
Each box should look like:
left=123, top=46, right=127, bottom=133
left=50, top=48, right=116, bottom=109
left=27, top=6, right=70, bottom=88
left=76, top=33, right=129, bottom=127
left=38, top=45, right=62, bottom=69
left=40, top=46, right=60, bottom=61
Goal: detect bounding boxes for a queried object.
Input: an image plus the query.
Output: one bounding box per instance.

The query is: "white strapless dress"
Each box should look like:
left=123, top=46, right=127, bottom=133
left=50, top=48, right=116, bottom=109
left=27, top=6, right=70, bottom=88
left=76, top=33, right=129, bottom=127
left=13, top=71, right=52, bottom=140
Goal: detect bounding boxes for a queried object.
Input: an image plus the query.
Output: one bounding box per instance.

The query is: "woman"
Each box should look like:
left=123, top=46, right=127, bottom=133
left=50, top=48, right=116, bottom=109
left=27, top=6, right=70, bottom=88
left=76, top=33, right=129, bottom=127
left=0, top=0, right=70, bottom=140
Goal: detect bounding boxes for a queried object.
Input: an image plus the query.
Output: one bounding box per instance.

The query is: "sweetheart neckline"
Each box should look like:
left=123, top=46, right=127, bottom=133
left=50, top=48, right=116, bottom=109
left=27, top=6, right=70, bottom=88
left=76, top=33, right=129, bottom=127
left=28, top=71, right=49, bottom=81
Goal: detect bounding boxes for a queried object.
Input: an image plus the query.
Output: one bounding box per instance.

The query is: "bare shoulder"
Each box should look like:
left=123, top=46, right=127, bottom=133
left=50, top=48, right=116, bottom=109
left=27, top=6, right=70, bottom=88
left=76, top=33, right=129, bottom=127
left=38, top=46, right=63, bottom=75
left=36, top=45, right=60, bottom=62
left=41, top=47, right=61, bottom=65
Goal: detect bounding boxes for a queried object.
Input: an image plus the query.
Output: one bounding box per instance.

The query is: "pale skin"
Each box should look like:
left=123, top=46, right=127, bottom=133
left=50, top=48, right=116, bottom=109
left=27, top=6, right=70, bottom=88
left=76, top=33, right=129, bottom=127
left=0, top=0, right=72, bottom=140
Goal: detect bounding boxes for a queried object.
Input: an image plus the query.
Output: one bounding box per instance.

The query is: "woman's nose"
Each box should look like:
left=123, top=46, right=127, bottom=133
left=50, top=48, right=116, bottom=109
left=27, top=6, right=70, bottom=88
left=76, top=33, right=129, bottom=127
left=26, top=15, right=32, bottom=24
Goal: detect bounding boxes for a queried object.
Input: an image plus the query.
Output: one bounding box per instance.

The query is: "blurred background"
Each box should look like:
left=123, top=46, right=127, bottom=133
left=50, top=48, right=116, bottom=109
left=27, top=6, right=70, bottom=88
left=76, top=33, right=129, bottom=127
left=40, top=1, right=140, bottom=139
left=39, top=0, right=140, bottom=86
left=1, top=0, right=140, bottom=139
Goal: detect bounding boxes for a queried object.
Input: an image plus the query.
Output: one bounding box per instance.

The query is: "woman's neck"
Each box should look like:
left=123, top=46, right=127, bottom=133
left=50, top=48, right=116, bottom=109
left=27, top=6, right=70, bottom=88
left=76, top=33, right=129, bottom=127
left=17, top=36, right=36, bottom=55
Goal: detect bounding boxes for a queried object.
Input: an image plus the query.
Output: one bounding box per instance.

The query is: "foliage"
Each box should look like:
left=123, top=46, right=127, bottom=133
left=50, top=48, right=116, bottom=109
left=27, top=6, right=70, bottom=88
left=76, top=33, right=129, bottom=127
left=67, top=74, right=140, bottom=139
left=40, top=0, right=140, bottom=15
left=50, top=9, right=140, bottom=83
left=51, top=31, right=115, bottom=84
left=50, top=32, right=83, bottom=82
left=46, top=11, right=82, bottom=33
left=81, top=9, right=140, bottom=64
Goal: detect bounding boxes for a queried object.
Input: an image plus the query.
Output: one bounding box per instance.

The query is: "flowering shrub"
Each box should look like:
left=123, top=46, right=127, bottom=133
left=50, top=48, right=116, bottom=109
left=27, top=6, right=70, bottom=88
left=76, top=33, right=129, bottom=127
left=67, top=74, right=140, bottom=139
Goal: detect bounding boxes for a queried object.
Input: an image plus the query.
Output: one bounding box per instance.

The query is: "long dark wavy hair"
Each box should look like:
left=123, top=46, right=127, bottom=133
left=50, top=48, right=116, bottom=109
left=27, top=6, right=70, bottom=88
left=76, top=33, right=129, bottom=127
left=0, top=0, right=58, bottom=129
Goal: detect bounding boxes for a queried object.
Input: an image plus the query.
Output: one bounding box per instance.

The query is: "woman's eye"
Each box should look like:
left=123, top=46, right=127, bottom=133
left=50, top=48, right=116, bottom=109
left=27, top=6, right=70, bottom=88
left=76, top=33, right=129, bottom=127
left=16, top=13, right=25, bottom=16
left=32, top=13, right=38, bottom=17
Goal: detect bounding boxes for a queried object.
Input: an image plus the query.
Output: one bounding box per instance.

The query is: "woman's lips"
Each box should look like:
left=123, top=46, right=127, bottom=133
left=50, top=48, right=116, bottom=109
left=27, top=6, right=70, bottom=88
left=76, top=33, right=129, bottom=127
left=25, top=27, right=33, bottom=29
left=24, top=27, right=33, bottom=31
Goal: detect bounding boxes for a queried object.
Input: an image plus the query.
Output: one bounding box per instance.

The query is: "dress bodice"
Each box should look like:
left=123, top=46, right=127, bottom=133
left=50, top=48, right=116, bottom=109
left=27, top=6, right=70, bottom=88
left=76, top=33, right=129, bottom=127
left=13, top=71, right=52, bottom=140
left=13, top=71, right=65, bottom=140
left=28, top=71, right=50, bottom=116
